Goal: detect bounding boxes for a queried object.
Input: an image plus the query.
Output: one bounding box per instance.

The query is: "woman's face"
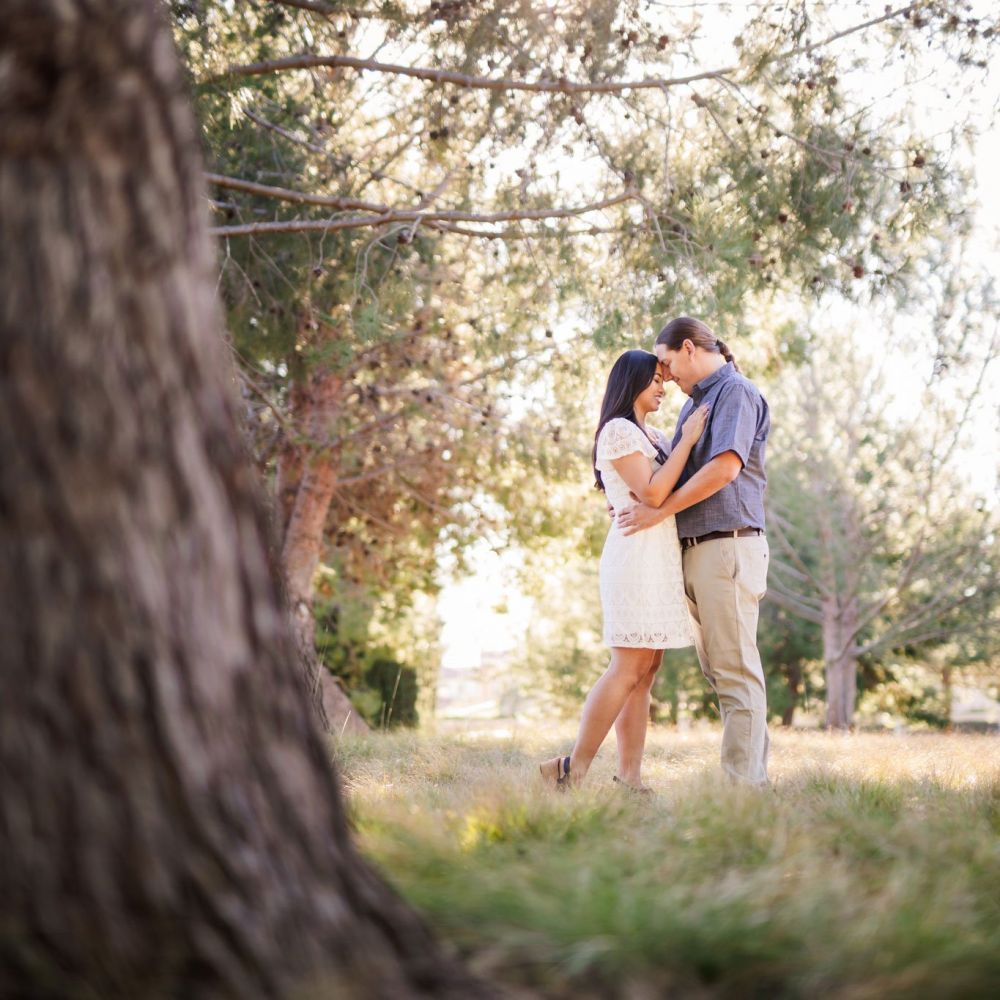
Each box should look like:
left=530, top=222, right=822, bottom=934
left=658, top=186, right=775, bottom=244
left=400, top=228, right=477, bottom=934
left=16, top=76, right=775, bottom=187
left=634, top=368, right=666, bottom=415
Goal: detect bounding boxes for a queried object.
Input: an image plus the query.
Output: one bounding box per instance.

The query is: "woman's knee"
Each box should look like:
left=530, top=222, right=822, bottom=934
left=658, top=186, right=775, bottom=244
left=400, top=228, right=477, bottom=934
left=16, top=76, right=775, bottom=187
left=612, top=649, right=654, bottom=687
left=639, top=652, right=663, bottom=687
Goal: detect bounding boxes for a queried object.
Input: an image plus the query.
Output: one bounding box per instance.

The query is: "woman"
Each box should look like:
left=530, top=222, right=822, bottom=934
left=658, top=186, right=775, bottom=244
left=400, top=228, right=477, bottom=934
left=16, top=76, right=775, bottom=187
left=540, top=349, right=708, bottom=791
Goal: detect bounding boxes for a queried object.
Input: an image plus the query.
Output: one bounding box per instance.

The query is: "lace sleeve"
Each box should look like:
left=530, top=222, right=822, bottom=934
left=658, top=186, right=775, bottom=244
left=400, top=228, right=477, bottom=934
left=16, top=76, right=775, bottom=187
left=596, top=418, right=655, bottom=467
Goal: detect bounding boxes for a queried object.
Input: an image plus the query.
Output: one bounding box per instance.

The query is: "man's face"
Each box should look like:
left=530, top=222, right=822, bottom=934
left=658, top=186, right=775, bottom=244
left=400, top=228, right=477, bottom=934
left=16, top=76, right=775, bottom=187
left=655, top=342, right=695, bottom=395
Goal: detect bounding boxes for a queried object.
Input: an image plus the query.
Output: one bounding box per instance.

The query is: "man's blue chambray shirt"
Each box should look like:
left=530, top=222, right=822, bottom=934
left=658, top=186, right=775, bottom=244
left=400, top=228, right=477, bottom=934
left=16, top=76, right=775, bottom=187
left=669, top=361, right=770, bottom=539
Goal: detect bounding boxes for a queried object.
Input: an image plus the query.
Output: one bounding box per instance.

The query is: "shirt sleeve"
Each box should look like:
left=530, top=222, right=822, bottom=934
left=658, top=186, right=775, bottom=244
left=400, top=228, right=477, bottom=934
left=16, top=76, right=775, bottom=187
left=707, top=383, right=760, bottom=467
left=596, top=418, right=655, bottom=467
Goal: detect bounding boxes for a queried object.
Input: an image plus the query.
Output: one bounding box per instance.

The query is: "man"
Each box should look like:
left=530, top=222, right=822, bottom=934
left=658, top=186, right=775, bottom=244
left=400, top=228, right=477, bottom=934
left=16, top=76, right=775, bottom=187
left=618, top=316, right=771, bottom=786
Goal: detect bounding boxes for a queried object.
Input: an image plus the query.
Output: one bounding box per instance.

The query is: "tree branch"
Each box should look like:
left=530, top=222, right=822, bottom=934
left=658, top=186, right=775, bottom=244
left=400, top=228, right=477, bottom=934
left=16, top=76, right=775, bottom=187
left=336, top=453, right=433, bottom=488
left=426, top=221, right=629, bottom=239
left=765, top=587, right=825, bottom=625
left=207, top=172, right=384, bottom=211
left=765, top=572, right=824, bottom=611
left=768, top=558, right=822, bottom=597
left=208, top=189, right=639, bottom=237
left=235, top=364, right=296, bottom=436
left=270, top=0, right=388, bottom=19
left=241, top=107, right=345, bottom=162
left=221, top=3, right=923, bottom=105
left=211, top=52, right=737, bottom=93
left=774, top=3, right=919, bottom=63
left=856, top=619, right=993, bottom=658
left=270, top=0, right=346, bottom=15
left=852, top=526, right=988, bottom=640
left=766, top=509, right=832, bottom=599
left=855, top=584, right=989, bottom=658
left=397, top=474, right=454, bottom=517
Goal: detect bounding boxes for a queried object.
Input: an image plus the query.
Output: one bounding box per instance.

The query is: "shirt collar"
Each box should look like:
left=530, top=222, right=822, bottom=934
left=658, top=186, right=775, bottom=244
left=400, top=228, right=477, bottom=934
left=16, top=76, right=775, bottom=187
left=692, top=361, right=735, bottom=402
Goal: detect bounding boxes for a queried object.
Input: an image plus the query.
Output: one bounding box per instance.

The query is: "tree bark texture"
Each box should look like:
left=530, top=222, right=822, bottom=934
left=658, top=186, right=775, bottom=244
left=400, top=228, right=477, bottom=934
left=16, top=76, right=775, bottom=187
left=0, top=3, right=483, bottom=997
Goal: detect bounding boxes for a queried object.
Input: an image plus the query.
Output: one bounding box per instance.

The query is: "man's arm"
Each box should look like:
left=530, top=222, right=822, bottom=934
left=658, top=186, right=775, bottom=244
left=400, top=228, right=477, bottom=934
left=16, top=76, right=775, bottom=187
left=616, top=451, right=742, bottom=536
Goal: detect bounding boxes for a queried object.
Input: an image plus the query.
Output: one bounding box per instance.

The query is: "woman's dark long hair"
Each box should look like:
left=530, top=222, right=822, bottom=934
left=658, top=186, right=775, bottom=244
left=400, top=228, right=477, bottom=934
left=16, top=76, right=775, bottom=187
left=592, top=349, right=664, bottom=492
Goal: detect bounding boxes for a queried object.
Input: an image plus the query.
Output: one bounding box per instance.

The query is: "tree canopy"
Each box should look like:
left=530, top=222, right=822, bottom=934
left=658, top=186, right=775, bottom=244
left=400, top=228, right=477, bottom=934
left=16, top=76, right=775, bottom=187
left=171, top=0, right=1000, bottom=723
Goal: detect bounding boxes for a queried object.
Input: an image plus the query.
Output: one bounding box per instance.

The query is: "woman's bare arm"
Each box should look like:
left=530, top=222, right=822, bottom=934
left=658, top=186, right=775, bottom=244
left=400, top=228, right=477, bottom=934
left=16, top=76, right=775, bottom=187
left=617, top=451, right=742, bottom=534
left=609, top=404, right=709, bottom=508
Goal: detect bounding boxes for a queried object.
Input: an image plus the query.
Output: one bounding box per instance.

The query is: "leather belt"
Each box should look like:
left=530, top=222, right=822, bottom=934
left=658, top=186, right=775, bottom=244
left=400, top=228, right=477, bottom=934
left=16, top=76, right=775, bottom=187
left=681, top=528, right=764, bottom=550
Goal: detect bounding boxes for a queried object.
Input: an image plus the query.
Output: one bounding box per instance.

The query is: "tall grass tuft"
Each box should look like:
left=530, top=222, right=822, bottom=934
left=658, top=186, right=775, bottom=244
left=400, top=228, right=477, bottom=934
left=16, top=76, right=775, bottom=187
left=336, top=728, right=1000, bottom=998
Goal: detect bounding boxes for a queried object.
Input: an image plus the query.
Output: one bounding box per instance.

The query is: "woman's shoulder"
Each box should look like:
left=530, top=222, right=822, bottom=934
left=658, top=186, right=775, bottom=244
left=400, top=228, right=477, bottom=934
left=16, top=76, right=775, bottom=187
left=599, top=416, right=639, bottom=435
left=596, top=418, right=654, bottom=460
left=597, top=417, right=642, bottom=444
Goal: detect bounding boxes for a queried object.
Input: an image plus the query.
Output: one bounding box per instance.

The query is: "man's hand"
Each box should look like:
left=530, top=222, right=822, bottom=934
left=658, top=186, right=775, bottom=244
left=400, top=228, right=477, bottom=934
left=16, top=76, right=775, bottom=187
left=617, top=501, right=668, bottom=536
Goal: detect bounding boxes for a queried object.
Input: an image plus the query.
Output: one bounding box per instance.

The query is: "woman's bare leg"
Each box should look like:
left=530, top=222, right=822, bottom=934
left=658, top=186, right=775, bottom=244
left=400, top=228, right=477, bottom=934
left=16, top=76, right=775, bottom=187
left=540, top=647, right=654, bottom=786
left=614, top=651, right=663, bottom=787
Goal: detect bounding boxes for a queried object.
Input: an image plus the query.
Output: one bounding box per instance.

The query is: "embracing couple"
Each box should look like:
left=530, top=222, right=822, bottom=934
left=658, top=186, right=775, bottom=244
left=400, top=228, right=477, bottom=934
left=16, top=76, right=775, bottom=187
left=540, top=316, right=771, bottom=792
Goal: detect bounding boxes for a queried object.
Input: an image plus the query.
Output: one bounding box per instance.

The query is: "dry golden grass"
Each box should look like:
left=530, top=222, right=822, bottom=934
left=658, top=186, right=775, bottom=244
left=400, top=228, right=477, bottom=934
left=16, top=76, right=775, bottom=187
left=337, top=727, right=1000, bottom=999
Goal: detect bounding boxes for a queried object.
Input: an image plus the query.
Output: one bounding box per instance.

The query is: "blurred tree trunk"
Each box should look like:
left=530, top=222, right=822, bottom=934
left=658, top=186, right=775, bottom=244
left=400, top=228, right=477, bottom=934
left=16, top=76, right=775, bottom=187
left=823, top=599, right=859, bottom=731
left=275, top=377, right=308, bottom=543
left=279, top=366, right=367, bottom=733
left=0, top=1, right=479, bottom=996
left=273, top=369, right=364, bottom=735
left=282, top=369, right=343, bottom=640
left=941, top=662, right=954, bottom=732
left=781, top=663, right=802, bottom=727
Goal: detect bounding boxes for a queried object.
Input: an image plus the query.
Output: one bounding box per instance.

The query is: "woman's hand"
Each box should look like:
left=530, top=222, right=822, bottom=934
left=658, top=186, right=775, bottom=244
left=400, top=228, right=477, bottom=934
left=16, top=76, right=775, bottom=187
left=680, top=403, right=710, bottom=445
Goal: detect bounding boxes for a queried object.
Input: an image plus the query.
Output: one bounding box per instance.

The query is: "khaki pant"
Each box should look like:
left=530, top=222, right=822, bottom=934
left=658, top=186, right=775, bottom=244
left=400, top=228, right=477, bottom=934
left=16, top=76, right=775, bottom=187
left=682, top=534, right=770, bottom=786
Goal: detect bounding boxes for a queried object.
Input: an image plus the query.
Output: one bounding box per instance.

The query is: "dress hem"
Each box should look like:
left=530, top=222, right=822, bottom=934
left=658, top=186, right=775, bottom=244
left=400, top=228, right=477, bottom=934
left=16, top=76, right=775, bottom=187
left=603, top=637, right=694, bottom=650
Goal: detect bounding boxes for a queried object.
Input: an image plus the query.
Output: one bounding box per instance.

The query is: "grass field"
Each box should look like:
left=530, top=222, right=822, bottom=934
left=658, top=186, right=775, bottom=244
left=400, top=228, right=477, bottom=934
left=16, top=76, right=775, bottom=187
left=337, top=727, right=1000, bottom=999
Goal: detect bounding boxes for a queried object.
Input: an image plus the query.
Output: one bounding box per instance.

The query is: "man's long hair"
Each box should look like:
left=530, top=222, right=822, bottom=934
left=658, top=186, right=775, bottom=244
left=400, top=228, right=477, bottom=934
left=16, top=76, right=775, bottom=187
left=656, top=315, right=740, bottom=371
left=592, top=349, right=660, bottom=492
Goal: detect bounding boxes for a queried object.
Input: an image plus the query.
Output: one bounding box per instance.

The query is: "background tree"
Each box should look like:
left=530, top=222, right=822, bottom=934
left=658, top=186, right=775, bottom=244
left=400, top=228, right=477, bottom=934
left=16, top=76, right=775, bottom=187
left=470, top=284, right=1000, bottom=731
left=175, top=1, right=589, bottom=714
left=765, top=279, right=1000, bottom=728
left=171, top=0, right=998, bottom=714
left=0, top=1, right=488, bottom=994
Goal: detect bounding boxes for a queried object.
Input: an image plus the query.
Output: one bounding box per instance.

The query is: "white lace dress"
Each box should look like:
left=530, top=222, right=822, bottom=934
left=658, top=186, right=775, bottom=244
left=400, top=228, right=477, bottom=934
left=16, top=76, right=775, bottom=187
left=595, top=418, right=693, bottom=649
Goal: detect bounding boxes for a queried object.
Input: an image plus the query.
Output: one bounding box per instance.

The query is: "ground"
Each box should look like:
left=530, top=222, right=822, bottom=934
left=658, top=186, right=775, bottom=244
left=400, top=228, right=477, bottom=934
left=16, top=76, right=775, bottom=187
left=337, top=726, right=1000, bottom=999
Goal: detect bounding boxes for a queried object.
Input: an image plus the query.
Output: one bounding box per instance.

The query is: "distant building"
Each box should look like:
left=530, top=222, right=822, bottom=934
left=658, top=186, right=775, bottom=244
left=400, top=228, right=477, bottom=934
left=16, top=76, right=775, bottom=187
left=951, top=687, right=1000, bottom=732
left=436, top=649, right=525, bottom=719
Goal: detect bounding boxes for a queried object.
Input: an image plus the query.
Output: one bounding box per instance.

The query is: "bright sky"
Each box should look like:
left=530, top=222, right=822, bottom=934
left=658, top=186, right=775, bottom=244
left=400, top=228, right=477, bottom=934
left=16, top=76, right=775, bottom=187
left=438, top=5, right=1000, bottom=675
left=438, top=547, right=534, bottom=670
